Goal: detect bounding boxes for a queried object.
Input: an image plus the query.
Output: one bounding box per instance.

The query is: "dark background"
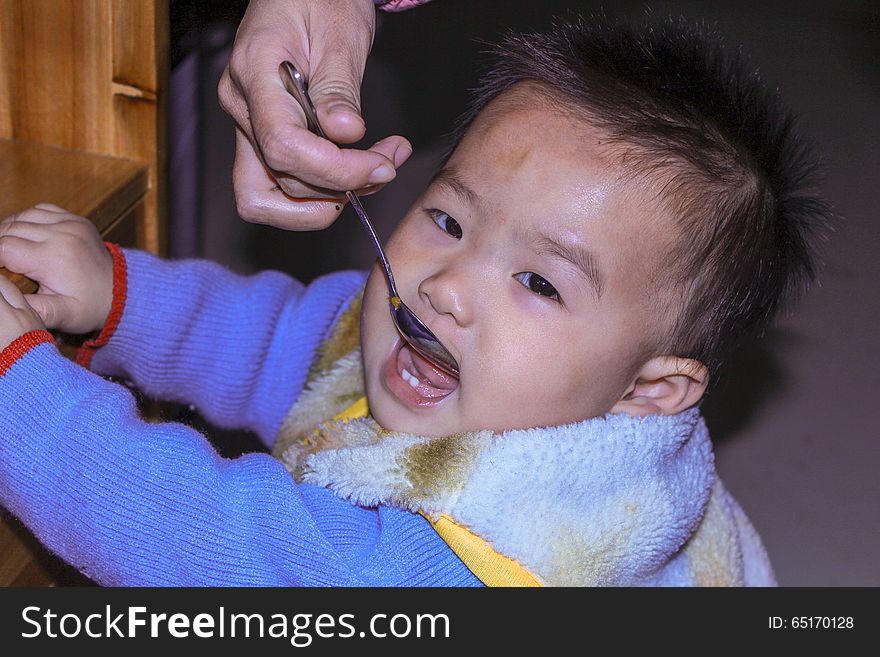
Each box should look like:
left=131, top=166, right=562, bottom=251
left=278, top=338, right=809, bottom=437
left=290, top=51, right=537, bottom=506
left=168, top=0, right=880, bottom=586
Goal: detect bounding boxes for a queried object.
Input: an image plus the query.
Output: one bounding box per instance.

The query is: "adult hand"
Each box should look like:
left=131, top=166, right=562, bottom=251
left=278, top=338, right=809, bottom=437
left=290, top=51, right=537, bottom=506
left=0, top=205, right=114, bottom=336
left=218, top=0, right=413, bottom=230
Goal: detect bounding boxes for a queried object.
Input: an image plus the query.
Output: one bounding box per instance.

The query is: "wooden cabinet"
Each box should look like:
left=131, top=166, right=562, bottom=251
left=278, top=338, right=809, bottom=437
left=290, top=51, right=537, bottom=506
left=0, top=139, right=150, bottom=293
left=0, top=0, right=168, bottom=585
left=0, top=0, right=168, bottom=255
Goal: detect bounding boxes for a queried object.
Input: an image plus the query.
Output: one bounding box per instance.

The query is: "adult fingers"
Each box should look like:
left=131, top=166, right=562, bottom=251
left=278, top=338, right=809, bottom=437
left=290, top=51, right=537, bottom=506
left=229, top=53, right=397, bottom=193
left=226, top=66, right=399, bottom=198
left=232, top=128, right=345, bottom=230
left=352, top=135, right=413, bottom=195
left=256, top=101, right=399, bottom=192
left=366, top=135, right=413, bottom=173
left=233, top=129, right=414, bottom=228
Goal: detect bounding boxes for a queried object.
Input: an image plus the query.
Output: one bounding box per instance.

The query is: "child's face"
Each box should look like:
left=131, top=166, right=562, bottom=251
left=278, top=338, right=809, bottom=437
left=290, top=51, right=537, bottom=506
left=361, top=91, right=678, bottom=436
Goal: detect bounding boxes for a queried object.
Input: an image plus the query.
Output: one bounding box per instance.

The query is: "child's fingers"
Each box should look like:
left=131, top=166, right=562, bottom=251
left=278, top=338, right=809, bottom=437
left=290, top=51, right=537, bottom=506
left=0, top=274, right=28, bottom=309
left=0, top=276, right=46, bottom=347
left=23, top=293, right=72, bottom=330
left=32, top=203, right=69, bottom=214
left=0, top=212, right=91, bottom=244
left=0, top=219, right=51, bottom=243
left=1, top=205, right=80, bottom=227
left=0, top=235, right=41, bottom=276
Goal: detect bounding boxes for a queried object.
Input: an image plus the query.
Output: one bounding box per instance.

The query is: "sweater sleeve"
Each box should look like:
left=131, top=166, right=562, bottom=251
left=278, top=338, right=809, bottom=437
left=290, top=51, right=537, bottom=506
left=0, top=341, right=481, bottom=586
left=79, top=247, right=367, bottom=446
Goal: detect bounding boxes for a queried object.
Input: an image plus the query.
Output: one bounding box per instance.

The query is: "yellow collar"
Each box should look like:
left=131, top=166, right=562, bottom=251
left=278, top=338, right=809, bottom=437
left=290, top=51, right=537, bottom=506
left=331, top=398, right=542, bottom=587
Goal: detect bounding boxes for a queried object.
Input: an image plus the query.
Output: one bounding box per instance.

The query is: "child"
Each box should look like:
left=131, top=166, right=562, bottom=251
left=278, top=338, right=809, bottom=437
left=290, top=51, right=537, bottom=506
left=0, top=17, right=827, bottom=586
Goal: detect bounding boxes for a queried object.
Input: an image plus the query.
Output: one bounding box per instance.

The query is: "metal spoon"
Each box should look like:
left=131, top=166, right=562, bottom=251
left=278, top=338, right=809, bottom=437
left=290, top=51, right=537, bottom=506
left=279, top=60, right=460, bottom=378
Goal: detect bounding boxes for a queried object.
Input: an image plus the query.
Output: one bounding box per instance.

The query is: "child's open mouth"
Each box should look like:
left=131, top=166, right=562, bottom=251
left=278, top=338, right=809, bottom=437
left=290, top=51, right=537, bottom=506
left=382, top=338, right=459, bottom=408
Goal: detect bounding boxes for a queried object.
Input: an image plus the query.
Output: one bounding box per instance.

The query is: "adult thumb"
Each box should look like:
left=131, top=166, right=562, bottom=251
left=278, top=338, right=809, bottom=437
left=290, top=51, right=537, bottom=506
left=305, top=11, right=375, bottom=144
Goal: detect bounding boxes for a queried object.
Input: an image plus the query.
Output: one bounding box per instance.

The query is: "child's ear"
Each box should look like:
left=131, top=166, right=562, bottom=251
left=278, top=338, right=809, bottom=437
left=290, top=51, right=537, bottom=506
left=610, top=356, right=708, bottom=417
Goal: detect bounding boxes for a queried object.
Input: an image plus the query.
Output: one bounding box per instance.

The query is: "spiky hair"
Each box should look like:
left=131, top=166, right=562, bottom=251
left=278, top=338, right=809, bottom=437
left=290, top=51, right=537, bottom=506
left=450, top=14, right=830, bottom=374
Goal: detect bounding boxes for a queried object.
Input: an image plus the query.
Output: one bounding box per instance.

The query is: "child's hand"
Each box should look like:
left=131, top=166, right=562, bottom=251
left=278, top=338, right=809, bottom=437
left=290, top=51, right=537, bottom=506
left=0, top=204, right=113, bottom=335
left=0, top=275, right=46, bottom=351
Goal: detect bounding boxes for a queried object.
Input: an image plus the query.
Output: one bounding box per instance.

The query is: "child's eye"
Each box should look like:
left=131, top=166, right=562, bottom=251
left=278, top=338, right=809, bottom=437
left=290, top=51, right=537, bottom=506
left=430, top=210, right=462, bottom=239
left=514, top=272, right=561, bottom=302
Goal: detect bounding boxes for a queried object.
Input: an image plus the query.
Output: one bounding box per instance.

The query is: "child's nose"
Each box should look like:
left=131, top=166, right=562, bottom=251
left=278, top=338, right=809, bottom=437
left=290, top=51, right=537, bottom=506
left=417, top=265, right=475, bottom=328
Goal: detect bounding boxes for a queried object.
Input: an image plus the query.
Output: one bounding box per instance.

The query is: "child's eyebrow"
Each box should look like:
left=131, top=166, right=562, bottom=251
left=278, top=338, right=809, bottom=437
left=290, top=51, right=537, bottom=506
left=526, top=231, right=604, bottom=300
left=430, top=168, right=486, bottom=213
left=431, top=166, right=603, bottom=299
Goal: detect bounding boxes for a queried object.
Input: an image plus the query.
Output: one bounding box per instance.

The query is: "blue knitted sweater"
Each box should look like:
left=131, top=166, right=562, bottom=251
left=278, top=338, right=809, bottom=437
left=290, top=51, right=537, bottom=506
left=0, top=248, right=481, bottom=586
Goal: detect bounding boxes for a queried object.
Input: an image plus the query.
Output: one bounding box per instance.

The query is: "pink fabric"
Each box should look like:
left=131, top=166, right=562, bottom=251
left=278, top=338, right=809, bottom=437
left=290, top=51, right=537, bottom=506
left=375, top=0, right=432, bottom=12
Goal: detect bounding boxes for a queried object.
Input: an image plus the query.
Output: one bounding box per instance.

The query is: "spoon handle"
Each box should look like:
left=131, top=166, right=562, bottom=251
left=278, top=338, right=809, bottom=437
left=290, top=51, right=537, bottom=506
left=279, top=60, right=324, bottom=138
left=279, top=60, right=398, bottom=295
left=344, top=191, right=398, bottom=294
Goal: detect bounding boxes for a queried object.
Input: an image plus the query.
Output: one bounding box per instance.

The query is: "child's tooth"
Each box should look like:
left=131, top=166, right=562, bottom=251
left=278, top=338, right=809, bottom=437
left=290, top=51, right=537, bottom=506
left=402, top=368, right=419, bottom=389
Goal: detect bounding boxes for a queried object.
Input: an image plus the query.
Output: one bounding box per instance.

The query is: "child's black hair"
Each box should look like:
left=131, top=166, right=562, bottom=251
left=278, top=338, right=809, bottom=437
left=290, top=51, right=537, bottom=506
left=450, top=14, right=831, bottom=374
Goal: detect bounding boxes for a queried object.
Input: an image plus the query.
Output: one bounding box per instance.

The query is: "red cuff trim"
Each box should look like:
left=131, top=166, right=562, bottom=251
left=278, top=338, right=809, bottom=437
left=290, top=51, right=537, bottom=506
left=0, top=330, right=55, bottom=378
left=76, top=242, right=127, bottom=369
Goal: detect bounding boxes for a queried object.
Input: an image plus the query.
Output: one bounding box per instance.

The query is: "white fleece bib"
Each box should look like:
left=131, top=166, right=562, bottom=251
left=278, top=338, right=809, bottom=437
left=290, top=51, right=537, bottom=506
left=273, top=293, right=775, bottom=586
